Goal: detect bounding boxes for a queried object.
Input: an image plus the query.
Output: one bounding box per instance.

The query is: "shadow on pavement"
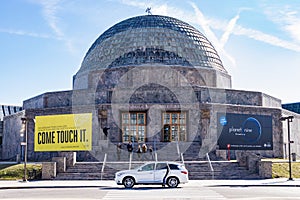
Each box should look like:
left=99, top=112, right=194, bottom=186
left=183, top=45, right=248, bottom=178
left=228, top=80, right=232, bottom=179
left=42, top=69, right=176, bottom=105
left=101, top=186, right=183, bottom=190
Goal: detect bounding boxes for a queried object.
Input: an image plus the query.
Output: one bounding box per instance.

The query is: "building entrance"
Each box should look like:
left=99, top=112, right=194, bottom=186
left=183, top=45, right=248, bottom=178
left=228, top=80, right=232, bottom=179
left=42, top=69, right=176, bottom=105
left=162, top=112, right=186, bottom=142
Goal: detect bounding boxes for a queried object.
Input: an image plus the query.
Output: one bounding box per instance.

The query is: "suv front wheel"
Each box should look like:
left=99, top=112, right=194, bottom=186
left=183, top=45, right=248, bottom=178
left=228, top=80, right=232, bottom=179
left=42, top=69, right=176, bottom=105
left=167, top=177, right=179, bottom=188
left=123, top=176, right=135, bottom=188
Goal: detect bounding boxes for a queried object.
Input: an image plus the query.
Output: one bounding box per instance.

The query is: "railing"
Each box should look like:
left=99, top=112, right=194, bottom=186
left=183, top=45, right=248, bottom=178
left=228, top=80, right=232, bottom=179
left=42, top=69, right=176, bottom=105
left=176, top=141, right=180, bottom=156
left=180, top=153, right=185, bottom=164
left=100, top=153, right=107, bottom=180
left=206, top=153, right=214, bottom=179
left=129, top=152, right=132, bottom=169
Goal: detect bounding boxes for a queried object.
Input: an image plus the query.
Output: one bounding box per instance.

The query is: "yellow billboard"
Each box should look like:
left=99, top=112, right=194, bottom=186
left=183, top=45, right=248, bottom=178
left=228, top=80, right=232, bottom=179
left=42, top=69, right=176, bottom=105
left=34, top=113, right=92, bottom=152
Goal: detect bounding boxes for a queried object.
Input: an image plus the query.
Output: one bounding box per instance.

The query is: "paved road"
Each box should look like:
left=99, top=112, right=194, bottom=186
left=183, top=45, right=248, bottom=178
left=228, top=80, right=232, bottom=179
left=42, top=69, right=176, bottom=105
left=0, top=180, right=300, bottom=199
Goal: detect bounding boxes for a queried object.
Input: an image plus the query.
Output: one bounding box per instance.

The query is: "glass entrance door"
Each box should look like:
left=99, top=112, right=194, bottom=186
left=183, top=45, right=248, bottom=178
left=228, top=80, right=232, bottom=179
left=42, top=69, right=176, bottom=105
left=162, top=112, right=186, bottom=142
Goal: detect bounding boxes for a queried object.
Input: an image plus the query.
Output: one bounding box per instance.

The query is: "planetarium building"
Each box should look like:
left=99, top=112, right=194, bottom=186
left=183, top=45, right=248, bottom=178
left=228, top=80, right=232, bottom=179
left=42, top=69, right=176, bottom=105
left=2, top=15, right=300, bottom=173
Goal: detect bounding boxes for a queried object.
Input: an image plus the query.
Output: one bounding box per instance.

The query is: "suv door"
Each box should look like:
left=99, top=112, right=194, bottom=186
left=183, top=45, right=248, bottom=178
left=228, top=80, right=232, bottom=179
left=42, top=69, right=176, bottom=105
left=154, top=162, right=168, bottom=183
left=136, top=163, right=155, bottom=183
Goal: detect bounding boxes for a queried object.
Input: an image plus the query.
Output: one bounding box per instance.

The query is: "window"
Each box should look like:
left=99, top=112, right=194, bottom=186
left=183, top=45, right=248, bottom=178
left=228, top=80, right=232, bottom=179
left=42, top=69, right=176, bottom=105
left=141, top=163, right=155, bottom=171
left=121, top=112, right=146, bottom=143
left=162, top=112, right=187, bottom=142
left=156, top=163, right=168, bottom=170
left=169, top=164, right=180, bottom=170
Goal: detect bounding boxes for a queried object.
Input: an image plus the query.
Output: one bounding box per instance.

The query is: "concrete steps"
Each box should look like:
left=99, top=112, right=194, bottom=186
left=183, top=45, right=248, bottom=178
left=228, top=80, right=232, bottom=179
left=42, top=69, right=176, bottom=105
left=57, top=141, right=261, bottom=180
left=185, top=161, right=261, bottom=180
left=55, top=161, right=261, bottom=180
left=56, top=162, right=103, bottom=180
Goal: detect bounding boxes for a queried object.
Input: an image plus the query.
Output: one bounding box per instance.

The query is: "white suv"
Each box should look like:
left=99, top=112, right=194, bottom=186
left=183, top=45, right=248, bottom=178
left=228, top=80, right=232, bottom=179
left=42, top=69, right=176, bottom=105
left=115, top=161, right=189, bottom=188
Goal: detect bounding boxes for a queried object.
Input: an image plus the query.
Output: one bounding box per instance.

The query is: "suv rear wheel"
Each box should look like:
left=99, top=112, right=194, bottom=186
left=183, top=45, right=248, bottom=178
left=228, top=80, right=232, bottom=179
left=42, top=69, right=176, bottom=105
left=123, top=176, right=135, bottom=188
left=167, top=177, right=179, bottom=188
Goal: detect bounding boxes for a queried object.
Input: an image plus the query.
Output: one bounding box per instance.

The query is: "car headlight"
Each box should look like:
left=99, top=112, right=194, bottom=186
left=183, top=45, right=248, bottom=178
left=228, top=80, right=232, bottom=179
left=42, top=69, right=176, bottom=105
left=116, top=172, right=125, bottom=177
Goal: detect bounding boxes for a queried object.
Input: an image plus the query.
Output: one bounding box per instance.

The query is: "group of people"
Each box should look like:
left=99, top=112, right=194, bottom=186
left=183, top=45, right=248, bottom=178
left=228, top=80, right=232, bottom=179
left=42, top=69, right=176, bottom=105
left=116, top=141, right=154, bottom=161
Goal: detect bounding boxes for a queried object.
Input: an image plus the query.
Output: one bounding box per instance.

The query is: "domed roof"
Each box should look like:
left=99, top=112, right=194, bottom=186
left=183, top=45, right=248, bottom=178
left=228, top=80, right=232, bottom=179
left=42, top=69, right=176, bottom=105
left=78, top=15, right=227, bottom=74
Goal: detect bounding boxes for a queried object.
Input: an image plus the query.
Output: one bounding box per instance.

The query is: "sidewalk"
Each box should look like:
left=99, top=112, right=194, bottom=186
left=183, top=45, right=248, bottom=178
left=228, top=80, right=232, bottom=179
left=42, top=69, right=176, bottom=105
left=0, top=179, right=299, bottom=189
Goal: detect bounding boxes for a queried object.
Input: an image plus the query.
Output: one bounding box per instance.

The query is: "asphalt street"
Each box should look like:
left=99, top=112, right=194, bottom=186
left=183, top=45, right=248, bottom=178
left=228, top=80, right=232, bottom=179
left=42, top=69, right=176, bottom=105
left=0, top=179, right=300, bottom=199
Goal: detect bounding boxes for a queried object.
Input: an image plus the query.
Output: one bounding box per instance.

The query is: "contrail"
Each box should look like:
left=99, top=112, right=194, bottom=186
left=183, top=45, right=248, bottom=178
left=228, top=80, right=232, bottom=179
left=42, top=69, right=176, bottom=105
left=220, top=14, right=240, bottom=48
left=190, top=2, right=236, bottom=67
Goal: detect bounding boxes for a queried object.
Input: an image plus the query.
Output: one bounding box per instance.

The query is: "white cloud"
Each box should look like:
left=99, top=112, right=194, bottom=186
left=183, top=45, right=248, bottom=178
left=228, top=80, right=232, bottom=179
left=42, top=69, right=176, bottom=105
left=264, top=6, right=300, bottom=44
left=234, top=25, right=300, bottom=52
left=37, top=0, right=64, bottom=38
left=190, top=2, right=236, bottom=67
left=220, top=14, right=239, bottom=48
left=0, top=28, right=51, bottom=39
left=29, top=0, right=77, bottom=53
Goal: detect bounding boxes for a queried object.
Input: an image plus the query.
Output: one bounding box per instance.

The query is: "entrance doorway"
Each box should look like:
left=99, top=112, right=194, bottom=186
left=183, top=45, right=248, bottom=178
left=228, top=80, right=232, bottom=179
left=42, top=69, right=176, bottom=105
left=162, top=112, right=187, bottom=142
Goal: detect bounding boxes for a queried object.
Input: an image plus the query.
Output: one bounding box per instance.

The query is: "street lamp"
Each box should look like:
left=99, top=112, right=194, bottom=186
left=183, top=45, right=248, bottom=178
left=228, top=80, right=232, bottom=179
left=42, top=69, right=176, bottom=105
left=280, top=115, right=294, bottom=181
left=21, top=117, right=28, bottom=182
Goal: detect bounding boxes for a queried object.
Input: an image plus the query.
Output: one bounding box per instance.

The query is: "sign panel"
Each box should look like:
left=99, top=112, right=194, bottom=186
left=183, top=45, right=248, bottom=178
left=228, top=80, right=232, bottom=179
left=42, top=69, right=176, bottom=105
left=34, top=113, right=92, bottom=152
left=217, top=113, right=273, bottom=150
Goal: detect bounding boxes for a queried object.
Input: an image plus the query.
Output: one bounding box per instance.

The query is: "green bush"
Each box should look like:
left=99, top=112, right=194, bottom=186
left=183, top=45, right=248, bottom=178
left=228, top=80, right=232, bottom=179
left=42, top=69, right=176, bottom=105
left=0, top=164, right=42, bottom=180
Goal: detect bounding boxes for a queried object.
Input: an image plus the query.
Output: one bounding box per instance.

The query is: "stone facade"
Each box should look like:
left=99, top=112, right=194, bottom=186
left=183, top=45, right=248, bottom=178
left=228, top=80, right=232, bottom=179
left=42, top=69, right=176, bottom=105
left=1, top=83, right=286, bottom=161
left=2, top=14, right=300, bottom=165
left=2, top=111, right=24, bottom=160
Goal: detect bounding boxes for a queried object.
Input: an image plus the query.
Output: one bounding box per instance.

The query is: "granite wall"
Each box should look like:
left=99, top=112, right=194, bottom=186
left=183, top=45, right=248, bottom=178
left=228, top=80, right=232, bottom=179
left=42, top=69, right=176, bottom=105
left=2, top=101, right=285, bottom=161
left=2, top=111, right=24, bottom=160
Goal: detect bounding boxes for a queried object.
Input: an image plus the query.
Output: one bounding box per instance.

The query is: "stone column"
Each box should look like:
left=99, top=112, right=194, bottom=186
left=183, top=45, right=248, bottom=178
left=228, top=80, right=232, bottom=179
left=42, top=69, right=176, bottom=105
left=247, top=153, right=261, bottom=173
left=42, top=162, right=56, bottom=179
left=236, top=151, right=247, bottom=167
left=259, top=161, right=272, bottom=178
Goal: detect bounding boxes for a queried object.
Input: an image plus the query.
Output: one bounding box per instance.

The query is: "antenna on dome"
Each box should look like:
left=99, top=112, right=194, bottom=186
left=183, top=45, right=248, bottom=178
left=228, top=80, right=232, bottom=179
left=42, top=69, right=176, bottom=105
left=145, top=7, right=152, bottom=15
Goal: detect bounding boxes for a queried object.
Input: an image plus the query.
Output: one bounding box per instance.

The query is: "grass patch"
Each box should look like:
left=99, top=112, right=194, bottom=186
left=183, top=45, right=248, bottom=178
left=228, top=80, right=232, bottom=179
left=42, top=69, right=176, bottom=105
left=0, top=164, right=42, bottom=180
left=272, top=162, right=300, bottom=178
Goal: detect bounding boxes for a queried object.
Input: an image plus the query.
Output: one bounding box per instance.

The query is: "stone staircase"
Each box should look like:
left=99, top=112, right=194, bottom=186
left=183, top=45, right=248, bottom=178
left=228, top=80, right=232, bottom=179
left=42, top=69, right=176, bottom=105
left=56, top=142, right=261, bottom=180
left=185, top=161, right=261, bottom=180
left=55, top=162, right=103, bottom=180
left=55, top=160, right=261, bottom=180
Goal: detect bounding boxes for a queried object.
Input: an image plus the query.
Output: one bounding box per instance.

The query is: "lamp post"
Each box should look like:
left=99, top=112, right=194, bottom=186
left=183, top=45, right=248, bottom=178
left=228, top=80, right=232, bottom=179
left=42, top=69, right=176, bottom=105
left=21, top=117, right=28, bottom=182
left=280, top=115, right=294, bottom=181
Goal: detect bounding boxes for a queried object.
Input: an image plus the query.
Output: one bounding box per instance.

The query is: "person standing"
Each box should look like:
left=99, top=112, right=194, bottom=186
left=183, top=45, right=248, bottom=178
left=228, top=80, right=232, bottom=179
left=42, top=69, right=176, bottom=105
left=136, top=144, right=142, bottom=161
left=141, top=143, right=148, bottom=161
left=127, top=141, right=133, bottom=159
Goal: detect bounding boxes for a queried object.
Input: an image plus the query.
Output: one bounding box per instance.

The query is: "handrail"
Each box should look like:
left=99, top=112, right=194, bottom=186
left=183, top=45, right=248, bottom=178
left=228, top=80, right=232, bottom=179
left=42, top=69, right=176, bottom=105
left=176, top=141, right=180, bottom=156
left=180, top=153, right=185, bottom=164
left=206, top=153, right=214, bottom=179
left=100, top=153, right=107, bottom=180
left=129, top=152, right=132, bottom=170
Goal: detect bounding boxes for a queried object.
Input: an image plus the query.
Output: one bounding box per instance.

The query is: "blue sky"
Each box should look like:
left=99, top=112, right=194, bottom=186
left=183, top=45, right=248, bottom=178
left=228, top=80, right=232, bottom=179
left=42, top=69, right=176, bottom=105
left=1, top=0, right=300, bottom=106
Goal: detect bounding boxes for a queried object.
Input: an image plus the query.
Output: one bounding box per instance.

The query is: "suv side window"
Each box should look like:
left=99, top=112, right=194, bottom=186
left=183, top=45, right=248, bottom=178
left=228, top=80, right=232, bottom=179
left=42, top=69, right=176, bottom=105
left=168, top=164, right=180, bottom=170
left=156, top=163, right=168, bottom=170
left=141, top=163, right=155, bottom=171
